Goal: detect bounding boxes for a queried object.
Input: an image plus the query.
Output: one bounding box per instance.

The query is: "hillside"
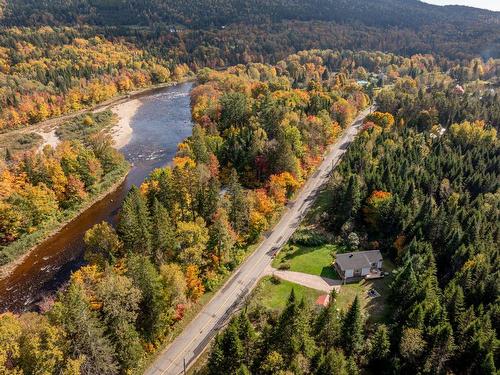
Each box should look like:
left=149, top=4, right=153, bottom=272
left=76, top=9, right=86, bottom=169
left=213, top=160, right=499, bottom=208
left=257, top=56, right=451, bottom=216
left=1, top=0, right=499, bottom=61
left=1, top=0, right=499, bottom=29
left=2, top=0, right=499, bottom=28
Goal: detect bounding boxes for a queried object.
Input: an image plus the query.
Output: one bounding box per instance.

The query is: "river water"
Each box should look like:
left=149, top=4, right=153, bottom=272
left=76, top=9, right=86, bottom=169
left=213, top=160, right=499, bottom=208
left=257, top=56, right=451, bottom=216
left=0, top=82, right=194, bottom=312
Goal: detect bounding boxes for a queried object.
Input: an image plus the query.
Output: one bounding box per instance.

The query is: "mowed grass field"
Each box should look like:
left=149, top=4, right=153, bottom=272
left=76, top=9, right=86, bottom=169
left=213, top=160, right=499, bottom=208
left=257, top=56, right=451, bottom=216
left=251, top=276, right=324, bottom=311
left=272, top=243, right=339, bottom=279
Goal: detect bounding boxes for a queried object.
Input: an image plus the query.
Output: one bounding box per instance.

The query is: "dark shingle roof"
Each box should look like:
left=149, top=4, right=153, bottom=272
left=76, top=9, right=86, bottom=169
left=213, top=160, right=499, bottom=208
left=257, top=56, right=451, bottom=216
left=335, top=250, right=382, bottom=270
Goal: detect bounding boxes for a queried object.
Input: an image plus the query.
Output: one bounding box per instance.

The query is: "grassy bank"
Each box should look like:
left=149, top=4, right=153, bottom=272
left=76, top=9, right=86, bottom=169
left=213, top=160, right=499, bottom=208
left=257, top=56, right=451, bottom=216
left=0, top=161, right=129, bottom=276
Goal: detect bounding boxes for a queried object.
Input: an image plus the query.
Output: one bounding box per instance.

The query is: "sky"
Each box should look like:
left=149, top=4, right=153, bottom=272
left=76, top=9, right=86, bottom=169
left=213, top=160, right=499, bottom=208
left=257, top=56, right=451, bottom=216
left=423, top=0, right=500, bottom=11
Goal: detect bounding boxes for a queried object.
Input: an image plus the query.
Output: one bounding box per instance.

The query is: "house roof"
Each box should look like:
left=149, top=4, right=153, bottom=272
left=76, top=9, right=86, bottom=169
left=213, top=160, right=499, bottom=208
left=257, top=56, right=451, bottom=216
left=335, top=250, right=382, bottom=271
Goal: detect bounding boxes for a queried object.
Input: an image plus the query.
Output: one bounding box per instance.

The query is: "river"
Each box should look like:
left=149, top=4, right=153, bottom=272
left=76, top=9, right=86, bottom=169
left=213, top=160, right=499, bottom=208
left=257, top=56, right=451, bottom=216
left=0, top=82, right=194, bottom=312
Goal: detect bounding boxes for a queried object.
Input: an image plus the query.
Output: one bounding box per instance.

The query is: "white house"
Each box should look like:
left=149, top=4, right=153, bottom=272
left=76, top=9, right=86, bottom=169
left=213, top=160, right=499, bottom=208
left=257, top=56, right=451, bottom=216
left=334, top=250, right=383, bottom=280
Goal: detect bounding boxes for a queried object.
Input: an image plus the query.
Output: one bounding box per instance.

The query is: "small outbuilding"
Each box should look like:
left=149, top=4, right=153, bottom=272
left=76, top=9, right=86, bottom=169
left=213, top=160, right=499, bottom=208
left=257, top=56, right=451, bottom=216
left=334, top=250, right=383, bottom=281
left=315, top=294, right=330, bottom=307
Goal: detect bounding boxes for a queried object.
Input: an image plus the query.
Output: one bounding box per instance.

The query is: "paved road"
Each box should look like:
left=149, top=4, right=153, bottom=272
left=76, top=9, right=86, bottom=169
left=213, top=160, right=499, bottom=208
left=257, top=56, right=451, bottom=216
left=145, top=106, right=374, bottom=375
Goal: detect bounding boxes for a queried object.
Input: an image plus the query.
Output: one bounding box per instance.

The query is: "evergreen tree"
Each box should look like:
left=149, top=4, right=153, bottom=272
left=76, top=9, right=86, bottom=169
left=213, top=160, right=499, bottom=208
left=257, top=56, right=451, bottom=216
left=49, top=283, right=118, bottom=375
left=207, top=318, right=244, bottom=375
left=270, top=290, right=316, bottom=364
left=227, top=169, right=249, bottom=233
left=96, top=272, right=144, bottom=371
left=369, top=324, right=391, bottom=369
left=126, top=255, right=171, bottom=342
left=191, top=124, right=210, bottom=164
left=235, top=313, right=256, bottom=366
left=150, top=198, right=176, bottom=265
left=315, top=290, right=341, bottom=351
left=316, top=348, right=349, bottom=375
left=340, top=295, right=364, bottom=356
left=344, top=174, right=361, bottom=219
left=117, top=185, right=152, bottom=255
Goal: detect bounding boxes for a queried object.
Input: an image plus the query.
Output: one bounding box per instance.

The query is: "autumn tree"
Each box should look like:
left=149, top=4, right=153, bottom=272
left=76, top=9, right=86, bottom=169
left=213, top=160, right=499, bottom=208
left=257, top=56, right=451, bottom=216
left=84, top=221, right=123, bottom=268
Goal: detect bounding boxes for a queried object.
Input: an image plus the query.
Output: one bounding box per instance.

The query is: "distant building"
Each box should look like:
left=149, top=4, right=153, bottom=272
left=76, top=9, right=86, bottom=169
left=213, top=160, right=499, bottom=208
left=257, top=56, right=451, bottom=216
left=334, top=250, right=383, bottom=280
left=453, top=84, right=465, bottom=95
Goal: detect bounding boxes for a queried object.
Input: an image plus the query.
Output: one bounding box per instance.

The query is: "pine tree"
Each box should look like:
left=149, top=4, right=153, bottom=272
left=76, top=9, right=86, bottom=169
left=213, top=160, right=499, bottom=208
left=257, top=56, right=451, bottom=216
left=341, top=295, right=364, bottom=356
left=345, top=174, right=361, bottom=219
left=315, top=290, right=341, bottom=351
left=49, top=282, right=118, bottom=375
left=235, top=313, right=256, bottom=366
left=117, top=185, right=152, bottom=255
left=316, top=348, right=348, bottom=375
left=271, top=290, right=316, bottom=364
left=126, top=255, right=171, bottom=342
left=369, top=324, right=390, bottom=369
left=150, top=199, right=176, bottom=265
left=207, top=319, right=244, bottom=375
left=191, top=124, right=210, bottom=164
left=227, top=169, right=249, bottom=233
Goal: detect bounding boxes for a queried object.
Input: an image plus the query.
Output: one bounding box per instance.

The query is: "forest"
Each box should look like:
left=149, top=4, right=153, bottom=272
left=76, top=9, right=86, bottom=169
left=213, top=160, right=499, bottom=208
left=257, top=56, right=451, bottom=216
left=1, top=0, right=499, bottom=61
left=0, top=0, right=498, bottom=132
left=195, top=53, right=499, bottom=374
left=0, top=111, right=127, bottom=265
left=0, top=51, right=373, bottom=374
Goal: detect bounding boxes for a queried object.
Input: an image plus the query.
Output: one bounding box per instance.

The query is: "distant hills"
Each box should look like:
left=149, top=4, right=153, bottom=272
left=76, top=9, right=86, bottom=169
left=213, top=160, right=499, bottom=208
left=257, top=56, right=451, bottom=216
left=1, top=0, right=499, bottom=59
left=2, top=0, right=498, bottom=28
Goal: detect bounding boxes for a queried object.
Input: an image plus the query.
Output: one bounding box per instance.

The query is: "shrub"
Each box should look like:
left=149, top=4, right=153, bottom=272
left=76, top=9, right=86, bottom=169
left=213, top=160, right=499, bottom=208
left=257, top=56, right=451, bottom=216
left=270, top=275, right=282, bottom=284
left=278, top=262, right=291, bottom=270
left=290, top=229, right=327, bottom=246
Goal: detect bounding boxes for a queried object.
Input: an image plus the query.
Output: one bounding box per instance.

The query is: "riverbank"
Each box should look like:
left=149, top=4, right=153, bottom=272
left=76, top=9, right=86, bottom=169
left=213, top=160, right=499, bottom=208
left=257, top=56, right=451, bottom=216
left=110, top=99, right=142, bottom=149
left=0, top=162, right=130, bottom=280
left=0, top=76, right=195, bottom=150
left=0, top=78, right=195, bottom=280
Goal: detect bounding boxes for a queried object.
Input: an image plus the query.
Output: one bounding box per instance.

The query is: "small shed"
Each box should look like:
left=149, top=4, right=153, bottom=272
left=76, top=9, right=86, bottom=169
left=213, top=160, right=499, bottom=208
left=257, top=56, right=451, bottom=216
left=315, top=294, right=330, bottom=307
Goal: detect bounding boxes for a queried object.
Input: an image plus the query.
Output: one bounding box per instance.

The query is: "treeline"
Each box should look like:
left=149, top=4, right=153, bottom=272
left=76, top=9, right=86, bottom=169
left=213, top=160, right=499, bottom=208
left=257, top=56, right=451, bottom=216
left=2, top=0, right=499, bottom=61
left=7, top=20, right=497, bottom=135
left=204, top=290, right=378, bottom=375
left=377, top=73, right=500, bottom=130
left=0, top=52, right=370, bottom=374
left=0, top=113, right=125, bottom=265
left=325, top=115, right=498, bottom=371
left=0, top=28, right=191, bottom=130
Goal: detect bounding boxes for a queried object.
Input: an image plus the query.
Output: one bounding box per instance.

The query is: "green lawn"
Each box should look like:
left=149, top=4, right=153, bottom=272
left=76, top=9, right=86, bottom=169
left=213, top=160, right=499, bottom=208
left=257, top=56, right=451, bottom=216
left=334, top=259, right=396, bottom=323
left=272, top=243, right=339, bottom=279
left=251, top=276, right=323, bottom=311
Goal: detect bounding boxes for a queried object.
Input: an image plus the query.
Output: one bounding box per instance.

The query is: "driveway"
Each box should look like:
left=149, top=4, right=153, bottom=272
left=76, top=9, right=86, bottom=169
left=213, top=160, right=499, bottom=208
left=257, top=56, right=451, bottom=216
left=267, top=266, right=341, bottom=293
